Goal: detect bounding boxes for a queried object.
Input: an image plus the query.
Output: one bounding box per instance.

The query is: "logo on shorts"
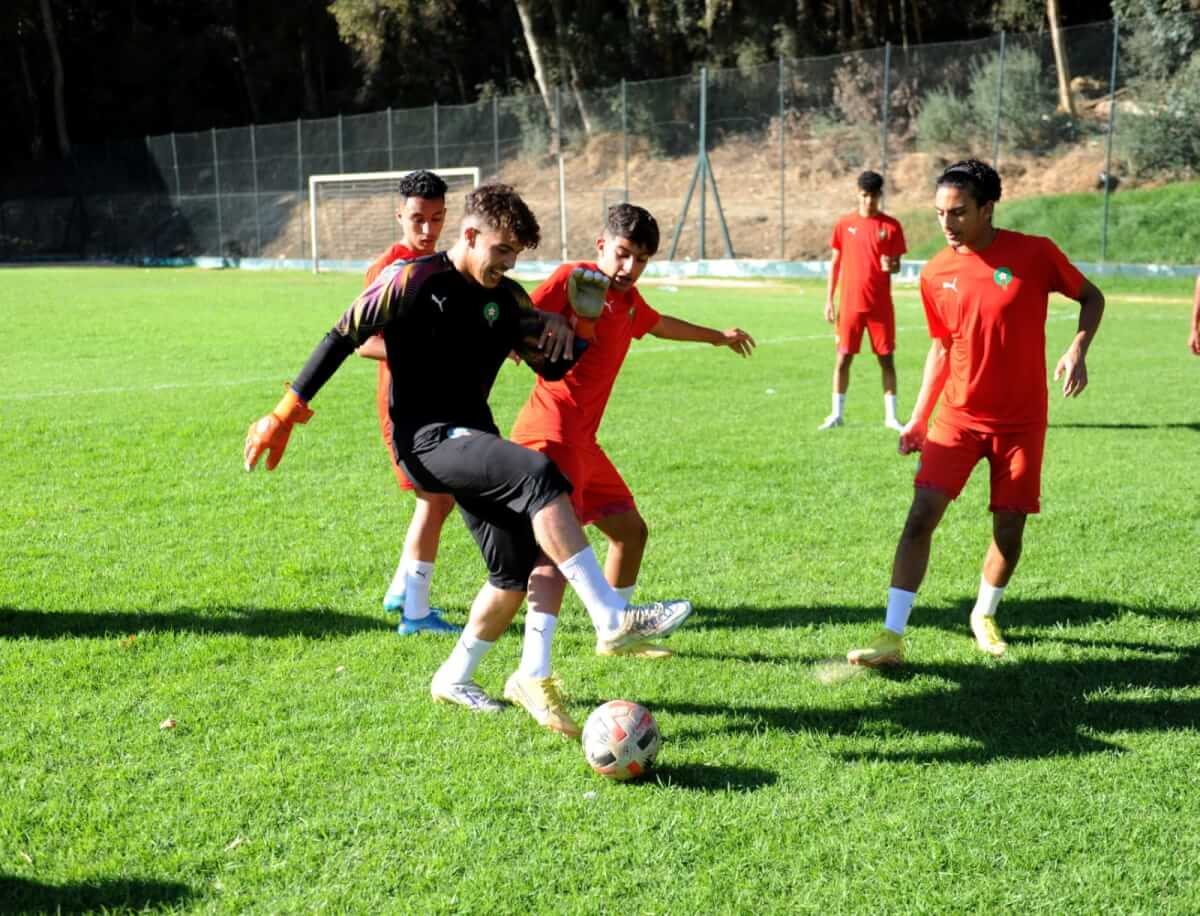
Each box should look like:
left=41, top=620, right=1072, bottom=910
left=447, top=427, right=472, bottom=439
left=994, top=267, right=1014, bottom=289
left=483, top=302, right=500, bottom=325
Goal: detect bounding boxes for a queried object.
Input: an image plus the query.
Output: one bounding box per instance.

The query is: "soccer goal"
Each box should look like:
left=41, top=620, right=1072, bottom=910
left=308, top=167, right=480, bottom=273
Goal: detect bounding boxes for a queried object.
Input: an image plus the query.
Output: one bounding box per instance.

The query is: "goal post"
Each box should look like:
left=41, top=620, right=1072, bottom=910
left=308, top=167, right=480, bottom=273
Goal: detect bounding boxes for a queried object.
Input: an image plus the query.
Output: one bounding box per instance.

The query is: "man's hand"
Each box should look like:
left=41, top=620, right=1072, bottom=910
left=567, top=267, right=609, bottom=339
left=823, top=300, right=836, bottom=324
left=537, top=311, right=576, bottom=363
left=1189, top=326, right=1200, bottom=356
left=244, top=388, right=313, bottom=471
left=1053, top=344, right=1089, bottom=397
left=718, top=327, right=756, bottom=357
left=898, top=417, right=928, bottom=455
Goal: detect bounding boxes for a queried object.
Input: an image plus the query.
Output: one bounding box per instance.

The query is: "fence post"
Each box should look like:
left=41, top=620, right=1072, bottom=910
left=698, top=67, right=707, bottom=259
left=169, top=131, right=181, bottom=200
left=621, top=78, right=629, bottom=200
left=250, top=124, right=262, bottom=256
left=880, top=42, right=891, bottom=183
left=433, top=102, right=440, bottom=168
left=1100, top=17, right=1120, bottom=265
left=778, top=57, right=786, bottom=260
left=492, top=95, right=500, bottom=179
left=337, top=113, right=344, bottom=173
left=387, top=106, right=394, bottom=170
left=992, top=30, right=1007, bottom=168
left=297, top=118, right=304, bottom=261
left=211, top=127, right=224, bottom=259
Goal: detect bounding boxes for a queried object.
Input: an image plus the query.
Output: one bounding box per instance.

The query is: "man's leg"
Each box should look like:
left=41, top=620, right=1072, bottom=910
left=877, top=353, right=902, bottom=431
left=593, top=509, right=648, bottom=592
left=820, top=352, right=854, bottom=429
left=431, top=583, right=523, bottom=712
left=848, top=487, right=952, bottom=667
left=970, top=510, right=1027, bottom=657
left=388, top=489, right=460, bottom=634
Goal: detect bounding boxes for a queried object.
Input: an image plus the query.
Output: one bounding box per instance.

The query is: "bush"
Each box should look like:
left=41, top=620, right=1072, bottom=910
left=914, top=88, right=975, bottom=148
left=1120, top=53, right=1200, bottom=177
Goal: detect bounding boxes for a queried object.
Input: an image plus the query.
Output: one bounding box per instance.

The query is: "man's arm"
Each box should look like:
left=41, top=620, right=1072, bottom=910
left=1053, top=278, right=1105, bottom=397
left=357, top=335, right=387, bottom=361
left=880, top=254, right=902, bottom=274
left=825, top=248, right=841, bottom=323
left=647, top=315, right=755, bottom=357
left=898, top=338, right=951, bottom=455
left=1190, top=276, right=1200, bottom=356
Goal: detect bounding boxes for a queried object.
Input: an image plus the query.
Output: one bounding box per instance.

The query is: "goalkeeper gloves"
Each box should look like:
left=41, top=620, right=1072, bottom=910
left=566, top=267, right=609, bottom=339
left=244, top=387, right=313, bottom=471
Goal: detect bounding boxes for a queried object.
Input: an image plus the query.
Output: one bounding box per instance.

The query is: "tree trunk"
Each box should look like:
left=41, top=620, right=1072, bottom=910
left=299, top=33, right=320, bottom=116
left=18, top=33, right=45, bottom=159
left=39, top=0, right=69, bottom=158
left=1047, top=0, right=1076, bottom=116
left=232, top=26, right=261, bottom=123
left=514, top=0, right=559, bottom=155
left=548, top=0, right=594, bottom=136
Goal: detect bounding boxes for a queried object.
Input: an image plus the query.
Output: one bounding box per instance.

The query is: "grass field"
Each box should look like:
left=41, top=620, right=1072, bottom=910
left=2, top=266, right=1198, bottom=914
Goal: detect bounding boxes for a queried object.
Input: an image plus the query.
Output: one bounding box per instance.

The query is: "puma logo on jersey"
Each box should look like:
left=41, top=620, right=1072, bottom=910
left=432, top=294, right=447, bottom=311
left=942, top=278, right=958, bottom=292
left=847, top=226, right=858, bottom=235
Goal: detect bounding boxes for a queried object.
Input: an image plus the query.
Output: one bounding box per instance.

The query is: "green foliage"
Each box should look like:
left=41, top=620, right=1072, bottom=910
left=1111, top=0, right=1200, bottom=80
left=3, top=268, right=1200, bottom=911
left=914, top=87, right=976, bottom=148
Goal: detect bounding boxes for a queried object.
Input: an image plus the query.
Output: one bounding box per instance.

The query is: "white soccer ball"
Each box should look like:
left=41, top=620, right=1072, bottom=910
left=581, top=700, right=660, bottom=781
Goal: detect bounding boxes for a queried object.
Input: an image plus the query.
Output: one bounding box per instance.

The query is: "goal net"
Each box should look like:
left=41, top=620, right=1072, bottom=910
left=308, top=167, right=480, bottom=272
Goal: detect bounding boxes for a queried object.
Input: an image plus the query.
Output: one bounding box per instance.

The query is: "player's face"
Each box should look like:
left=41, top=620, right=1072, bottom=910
left=465, top=224, right=523, bottom=287
left=857, top=190, right=881, bottom=216
left=595, top=235, right=651, bottom=292
left=934, top=185, right=993, bottom=251
left=397, top=196, right=447, bottom=255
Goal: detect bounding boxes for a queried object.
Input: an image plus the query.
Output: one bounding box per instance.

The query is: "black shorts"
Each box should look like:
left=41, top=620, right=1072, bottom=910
left=400, top=424, right=572, bottom=591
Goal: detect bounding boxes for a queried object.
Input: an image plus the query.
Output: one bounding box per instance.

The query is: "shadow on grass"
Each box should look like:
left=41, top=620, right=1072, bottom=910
left=0, top=606, right=390, bottom=640
left=646, top=763, right=778, bottom=792
left=660, top=598, right=1200, bottom=764
left=1051, top=421, right=1200, bottom=431
left=0, top=874, right=193, bottom=913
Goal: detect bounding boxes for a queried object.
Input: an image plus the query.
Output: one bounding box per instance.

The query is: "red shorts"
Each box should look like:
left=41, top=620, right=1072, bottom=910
left=377, top=361, right=416, bottom=491
left=515, top=437, right=636, bottom=526
left=914, top=421, right=1046, bottom=514
left=837, top=309, right=895, bottom=356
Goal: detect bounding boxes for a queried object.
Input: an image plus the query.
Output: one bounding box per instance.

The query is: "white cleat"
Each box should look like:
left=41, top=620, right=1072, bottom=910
left=596, top=600, right=692, bottom=655
left=818, top=415, right=844, bottom=430
left=430, top=677, right=504, bottom=713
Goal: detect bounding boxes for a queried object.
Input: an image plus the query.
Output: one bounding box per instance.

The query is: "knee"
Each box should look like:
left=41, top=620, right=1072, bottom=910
left=993, top=521, right=1025, bottom=558
left=900, top=504, right=940, bottom=542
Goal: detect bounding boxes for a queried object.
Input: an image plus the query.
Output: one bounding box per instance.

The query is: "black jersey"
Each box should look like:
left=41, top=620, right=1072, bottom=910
left=292, top=253, right=536, bottom=448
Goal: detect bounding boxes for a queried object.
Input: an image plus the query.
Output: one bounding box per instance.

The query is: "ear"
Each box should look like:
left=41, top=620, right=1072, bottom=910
left=595, top=236, right=606, bottom=257
left=981, top=200, right=996, bottom=224
left=463, top=225, right=479, bottom=246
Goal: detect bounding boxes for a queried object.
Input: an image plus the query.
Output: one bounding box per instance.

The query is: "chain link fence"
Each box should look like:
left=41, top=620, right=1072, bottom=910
left=3, top=15, right=1198, bottom=268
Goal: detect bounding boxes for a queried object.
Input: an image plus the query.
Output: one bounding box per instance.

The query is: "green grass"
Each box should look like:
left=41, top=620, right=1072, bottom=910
left=898, top=180, right=1200, bottom=265
left=2, top=267, right=1198, bottom=913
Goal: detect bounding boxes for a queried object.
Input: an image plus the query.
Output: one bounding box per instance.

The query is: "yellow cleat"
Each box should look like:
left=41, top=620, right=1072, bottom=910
left=595, top=640, right=674, bottom=659
left=971, top=614, right=1008, bottom=657
left=503, top=672, right=581, bottom=738
left=847, top=629, right=905, bottom=667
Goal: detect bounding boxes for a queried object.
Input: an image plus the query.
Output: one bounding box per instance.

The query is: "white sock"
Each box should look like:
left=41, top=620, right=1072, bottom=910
left=615, top=584, right=635, bottom=603
left=831, top=392, right=847, bottom=419
left=884, top=587, right=917, bottom=635
left=519, top=610, right=558, bottom=678
left=404, top=560, right=435, bottom=620
left=972, top=576, right=1005, bottom=618
left=558, top=546, right=625, bottom=633
left=386, top=555, right=407, bottom=597
left=434, top=632, right=494, bottom=685
left=884, top=393, right=899, bottom=423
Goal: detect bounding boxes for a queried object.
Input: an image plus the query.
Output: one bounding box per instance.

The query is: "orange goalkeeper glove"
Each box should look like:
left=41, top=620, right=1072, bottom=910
left=244, top=387, right=313, bottom=471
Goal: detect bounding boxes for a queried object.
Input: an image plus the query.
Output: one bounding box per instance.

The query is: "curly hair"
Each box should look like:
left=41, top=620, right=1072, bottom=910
left=463, top=183, right=540, bottom=249
left=605, top=203, right=660, bottom=255
left=397, top=169, right=448, bottom=200
left=856, top=170, right=884, bottom=194
left=936, top=159, right=1002, bottom=206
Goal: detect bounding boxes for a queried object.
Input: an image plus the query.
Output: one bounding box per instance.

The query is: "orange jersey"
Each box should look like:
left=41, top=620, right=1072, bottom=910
left=920, top=229, right=1085, bottom=432
left=831, top=212, right=906, bottom=314
left=511, top=262, right=661, bottom=443
left=365, top=242, right=418, bottom=288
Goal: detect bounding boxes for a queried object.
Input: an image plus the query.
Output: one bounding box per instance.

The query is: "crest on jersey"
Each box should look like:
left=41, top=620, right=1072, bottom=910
left=879, top=228, right=887, bottom=240
left=483, top=302, right=500, bottom=325
left=994, top=267, right=1014, bottom=289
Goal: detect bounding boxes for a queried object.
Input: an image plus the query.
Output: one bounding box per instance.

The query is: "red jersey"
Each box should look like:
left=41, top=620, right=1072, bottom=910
left=920, top=229, right=1085, bottom=432
left=365, top=242, right=418, bottom=288
left=511, top=262, right=661, bottom=443
left=831, top=212, right=906, bottom=314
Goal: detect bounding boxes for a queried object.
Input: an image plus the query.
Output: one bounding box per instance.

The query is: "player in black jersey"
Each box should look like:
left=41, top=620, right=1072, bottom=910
left=245, top=185, right=692, bottom=728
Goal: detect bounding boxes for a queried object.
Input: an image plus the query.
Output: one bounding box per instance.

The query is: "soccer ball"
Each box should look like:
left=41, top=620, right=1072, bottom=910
left=581, top=700, right=660, bottom=781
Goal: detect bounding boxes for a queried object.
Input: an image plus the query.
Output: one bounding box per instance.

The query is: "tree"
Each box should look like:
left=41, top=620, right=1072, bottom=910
left=1046, top=0, right=1077, bottom=115
left=513, top=0, right=560, bottom=154
left=39, top=0, right=69, bottom=157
